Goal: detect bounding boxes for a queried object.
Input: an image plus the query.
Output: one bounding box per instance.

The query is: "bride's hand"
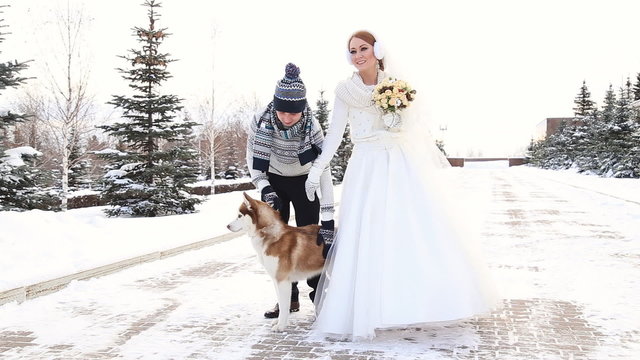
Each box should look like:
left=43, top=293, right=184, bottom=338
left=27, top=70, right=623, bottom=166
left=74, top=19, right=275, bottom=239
left=305, top=164, right=323, bottom=201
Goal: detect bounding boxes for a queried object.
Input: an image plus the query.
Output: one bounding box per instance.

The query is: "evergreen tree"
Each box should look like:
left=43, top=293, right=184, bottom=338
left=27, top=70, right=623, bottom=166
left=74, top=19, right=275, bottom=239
left=67, top=129, right=91, bottom=190
left=609, top=79, right=638, bottom=177
left=529, top=80, right=639, bottom=178
left=526, top=138, right=549, bottom=167
left=590, top=84, right=618, bottom=175
left=84, top=134, right=110, bottom=189
left=331, top=124, right=353, bottom=183
left=572, top=113, right=599, bottom=173
left=586, top=81, right=637, bottom=177
left=566, top=80, right=597, bottom=171
left=313, top=90, right=353, bottom=183
left=600, top=84, right=617, bottom=124
left=0, top=8, right=29, bottom=134
left=0, top=6, right=40, bottom=210
left=626, top=127, right=640, bottom=176
left=435, top=139, right=447, bottom=156
left=544, top=120, right=574, bottom=169
left=569, top=81, right=597, bottom=171
left=573, top=80, right=596, bottom=117
left=633, top=72, right=640, bottom=101
left=316, top=90, right=330, bottom=133
left=98, top=0, right=201, bottom=217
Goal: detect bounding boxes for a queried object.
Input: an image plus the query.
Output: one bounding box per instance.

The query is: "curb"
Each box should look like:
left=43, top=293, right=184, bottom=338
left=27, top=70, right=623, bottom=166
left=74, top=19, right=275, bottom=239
left=0, top=199, right=341, bottom=307
left=0, top=231, right=243, bottom=306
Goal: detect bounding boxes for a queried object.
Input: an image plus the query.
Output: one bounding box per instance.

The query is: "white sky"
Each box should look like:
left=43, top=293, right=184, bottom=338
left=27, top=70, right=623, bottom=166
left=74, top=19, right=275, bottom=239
left=2, top=0, right=640, bottom=156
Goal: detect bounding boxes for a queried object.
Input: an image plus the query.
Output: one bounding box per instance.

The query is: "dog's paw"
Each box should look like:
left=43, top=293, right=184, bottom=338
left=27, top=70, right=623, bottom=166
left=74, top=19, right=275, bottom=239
left=271, top=317, right=289, bottom=332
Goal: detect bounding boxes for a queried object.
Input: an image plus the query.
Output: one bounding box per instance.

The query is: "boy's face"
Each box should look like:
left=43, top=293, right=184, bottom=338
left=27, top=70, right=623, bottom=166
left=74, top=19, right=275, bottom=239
left=276, top=111, right=303, bottom=127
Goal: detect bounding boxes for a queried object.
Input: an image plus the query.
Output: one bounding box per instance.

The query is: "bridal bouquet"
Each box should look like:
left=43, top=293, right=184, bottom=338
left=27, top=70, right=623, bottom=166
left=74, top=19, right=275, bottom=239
left=372, top=77, right=416, bottom=130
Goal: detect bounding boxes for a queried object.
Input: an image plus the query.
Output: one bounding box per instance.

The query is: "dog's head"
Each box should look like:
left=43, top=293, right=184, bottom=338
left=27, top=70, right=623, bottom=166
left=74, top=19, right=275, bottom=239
left=227, top=192, right=280, bottom=233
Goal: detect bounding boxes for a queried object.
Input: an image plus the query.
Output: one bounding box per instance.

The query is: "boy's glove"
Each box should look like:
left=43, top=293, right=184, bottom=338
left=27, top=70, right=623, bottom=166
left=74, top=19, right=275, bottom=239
left=261, top=186, right=282, bottom=212
left=317, top=220, right=335, bottom=258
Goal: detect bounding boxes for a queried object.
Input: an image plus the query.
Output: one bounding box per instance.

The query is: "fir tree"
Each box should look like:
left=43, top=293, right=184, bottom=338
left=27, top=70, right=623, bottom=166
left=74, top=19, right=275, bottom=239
left=316, top=90, right=330, bottom=133
left=600, top=84, right=617, bottom=124
left=313, top=90, right=353, bottom=183
left=572, top=80, right=596, bottom=117
left=609, top=79, right=637, bottom=177
left=544, top=120, right=574, bottom=169
left=67, top=129, right=91, bottom=190
left=587, top=82, right=637, bottom=177
left=98, top=0, right=201, bottom=217
left=0, top=8, right=30, bottom=133
left=626, top=127, right=640, bottom=176
left=590, top=84, right=618, bottom=175
left=526, top=138, right=550, bottom=168
left=572, top=113, right=599, bottom=173
left=435, top=139, right=447, bottom=156
left=331, top=124, right=353, bottom=183
left=529, top=79, right=639, bottom=178
left=0, top=6, right=39, bottom=210
left=569, top=81, right=597, bottom=172
left=633, top=72, right=640, bottom=101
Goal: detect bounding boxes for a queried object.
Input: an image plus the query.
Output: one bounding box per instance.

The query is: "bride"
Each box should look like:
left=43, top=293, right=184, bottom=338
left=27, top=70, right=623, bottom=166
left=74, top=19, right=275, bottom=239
left=304, top=30, right=496, bottom=340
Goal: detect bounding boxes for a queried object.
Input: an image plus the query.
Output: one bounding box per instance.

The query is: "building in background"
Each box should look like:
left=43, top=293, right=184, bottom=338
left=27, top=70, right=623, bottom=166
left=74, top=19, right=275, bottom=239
left=535, top=117, right=579, bottom=140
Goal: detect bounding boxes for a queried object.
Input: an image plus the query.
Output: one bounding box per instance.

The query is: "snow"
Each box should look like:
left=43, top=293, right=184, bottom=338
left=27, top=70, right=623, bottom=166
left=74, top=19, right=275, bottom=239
left=517, top=165, right=640, bottom=204
left=1, top=146, right=42, bottom=167
left=67, top=189, right=101, bottom=198
left=104, top=169, right=127, bottom=178
left=462, top=160, right=510, bottom=169
left=188, top=177, right=250, bottom=187
left=0, top=165, right=639, bottom=358
left=0, top=181, right=330, bottom=292
left=1, top=165, right=637, bottom=293
left=0, top=189, right=262, bottom=291
left=92, top=148, right=126, bottom=156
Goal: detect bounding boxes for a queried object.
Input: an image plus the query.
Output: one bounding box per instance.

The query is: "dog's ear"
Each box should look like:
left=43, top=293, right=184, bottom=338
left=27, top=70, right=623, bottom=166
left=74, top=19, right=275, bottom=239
left=243, top=192, right=253, bottom=209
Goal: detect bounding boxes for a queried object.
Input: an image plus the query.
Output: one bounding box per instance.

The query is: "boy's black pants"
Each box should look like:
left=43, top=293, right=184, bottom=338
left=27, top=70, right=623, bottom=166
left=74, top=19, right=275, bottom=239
left=267, top=172, right=320, bottom=302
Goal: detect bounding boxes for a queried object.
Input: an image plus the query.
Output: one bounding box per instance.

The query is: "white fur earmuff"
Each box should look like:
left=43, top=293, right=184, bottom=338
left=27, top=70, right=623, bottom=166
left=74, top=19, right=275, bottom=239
left=373, top=41, right=384, bottom=60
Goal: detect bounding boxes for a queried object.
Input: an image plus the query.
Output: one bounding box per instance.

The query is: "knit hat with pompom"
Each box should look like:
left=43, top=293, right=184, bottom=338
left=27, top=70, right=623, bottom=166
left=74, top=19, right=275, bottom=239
left=273, top=63, right=307, bottom=113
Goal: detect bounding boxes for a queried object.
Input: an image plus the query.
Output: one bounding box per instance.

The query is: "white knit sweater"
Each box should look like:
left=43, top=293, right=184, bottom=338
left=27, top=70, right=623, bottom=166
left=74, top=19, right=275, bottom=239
left=246, top=107, right=335, bottom=221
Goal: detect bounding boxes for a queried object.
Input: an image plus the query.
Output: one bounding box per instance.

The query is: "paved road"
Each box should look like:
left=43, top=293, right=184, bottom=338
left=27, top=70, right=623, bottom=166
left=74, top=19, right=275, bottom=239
left=1, top=168, right=638, bottom=359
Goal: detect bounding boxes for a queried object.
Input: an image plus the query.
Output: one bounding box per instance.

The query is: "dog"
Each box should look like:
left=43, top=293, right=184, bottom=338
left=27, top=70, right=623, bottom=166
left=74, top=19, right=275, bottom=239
left=227, top=192, right=326, bottom=331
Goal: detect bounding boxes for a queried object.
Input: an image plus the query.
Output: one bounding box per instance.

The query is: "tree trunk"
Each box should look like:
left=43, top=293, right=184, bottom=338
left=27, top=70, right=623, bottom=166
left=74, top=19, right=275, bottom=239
left=61, top=131, right=69, bottom=211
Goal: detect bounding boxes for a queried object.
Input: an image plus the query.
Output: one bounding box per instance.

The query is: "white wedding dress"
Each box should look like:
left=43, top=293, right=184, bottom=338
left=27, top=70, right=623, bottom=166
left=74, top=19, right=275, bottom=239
left=312, top=71, right=495, bottom=340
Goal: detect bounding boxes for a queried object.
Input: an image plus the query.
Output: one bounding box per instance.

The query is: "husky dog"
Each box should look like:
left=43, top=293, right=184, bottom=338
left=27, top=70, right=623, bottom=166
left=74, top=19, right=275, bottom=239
left=227, top=192, right=326, bottom=331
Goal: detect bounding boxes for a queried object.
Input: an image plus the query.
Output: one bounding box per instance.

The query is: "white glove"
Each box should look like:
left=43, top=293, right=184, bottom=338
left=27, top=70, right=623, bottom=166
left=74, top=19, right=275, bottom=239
left=305, top=164, right=323, bottom=201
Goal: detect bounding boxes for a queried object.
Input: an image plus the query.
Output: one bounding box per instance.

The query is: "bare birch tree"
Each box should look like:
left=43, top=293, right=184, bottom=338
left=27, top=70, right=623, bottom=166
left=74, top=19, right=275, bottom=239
left=196, top=96, right=222, bottom=187
left=39, top=1, right=95, bottom=210
left=205, top=26, right=217, bottom=193
left=192, top=93, right=261, bottom=187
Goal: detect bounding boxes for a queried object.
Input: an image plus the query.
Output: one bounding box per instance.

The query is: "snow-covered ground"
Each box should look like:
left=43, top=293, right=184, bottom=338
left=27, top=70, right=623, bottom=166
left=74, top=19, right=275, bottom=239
left=515, top=166, right=640, bottom=205
left=0, top=187, right=259, bottom=292
left=1, top=163, right=637, bottom=293
left=0, top=163, right=639, bottom=359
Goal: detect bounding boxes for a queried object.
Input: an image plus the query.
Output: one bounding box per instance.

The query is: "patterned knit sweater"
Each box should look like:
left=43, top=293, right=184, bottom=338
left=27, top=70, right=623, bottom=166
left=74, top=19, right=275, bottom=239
left=246, top=107, right=335, bottom=221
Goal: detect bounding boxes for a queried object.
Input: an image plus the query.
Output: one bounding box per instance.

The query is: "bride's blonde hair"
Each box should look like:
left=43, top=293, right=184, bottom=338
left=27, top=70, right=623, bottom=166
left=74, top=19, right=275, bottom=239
left=348, top=30, right=385, bottom=71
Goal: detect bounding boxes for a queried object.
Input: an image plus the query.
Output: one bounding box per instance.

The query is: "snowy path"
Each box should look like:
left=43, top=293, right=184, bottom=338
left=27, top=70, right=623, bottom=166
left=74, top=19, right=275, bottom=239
left=0, top=167, right=639, bottom=359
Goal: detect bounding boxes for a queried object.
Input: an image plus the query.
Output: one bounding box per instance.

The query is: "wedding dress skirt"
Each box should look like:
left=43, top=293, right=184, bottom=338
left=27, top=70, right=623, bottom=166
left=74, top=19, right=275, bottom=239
left=313, top=136, right=495, bottom=340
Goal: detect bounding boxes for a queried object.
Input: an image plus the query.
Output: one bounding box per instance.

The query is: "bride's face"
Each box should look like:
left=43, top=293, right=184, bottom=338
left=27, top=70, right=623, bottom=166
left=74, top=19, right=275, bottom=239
left=349, top=37, right=376, bottom=72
